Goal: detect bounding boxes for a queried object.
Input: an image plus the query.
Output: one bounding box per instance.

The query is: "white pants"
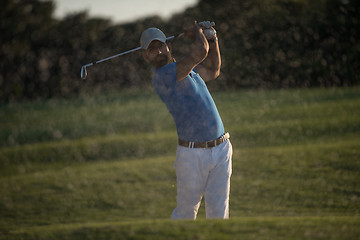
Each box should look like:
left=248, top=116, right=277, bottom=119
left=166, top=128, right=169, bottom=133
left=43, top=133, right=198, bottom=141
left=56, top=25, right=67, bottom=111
left=171, top=139, right=233, bottom=220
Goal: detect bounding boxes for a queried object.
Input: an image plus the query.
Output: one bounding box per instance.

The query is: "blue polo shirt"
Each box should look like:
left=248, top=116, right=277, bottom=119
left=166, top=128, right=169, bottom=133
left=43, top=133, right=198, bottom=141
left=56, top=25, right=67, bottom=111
left=152, top=62, right=225, bottom=142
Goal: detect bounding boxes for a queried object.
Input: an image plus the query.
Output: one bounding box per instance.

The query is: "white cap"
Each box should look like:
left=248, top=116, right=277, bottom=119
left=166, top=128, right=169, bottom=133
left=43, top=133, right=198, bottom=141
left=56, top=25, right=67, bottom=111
left=140, top=28, right=167, bottom=49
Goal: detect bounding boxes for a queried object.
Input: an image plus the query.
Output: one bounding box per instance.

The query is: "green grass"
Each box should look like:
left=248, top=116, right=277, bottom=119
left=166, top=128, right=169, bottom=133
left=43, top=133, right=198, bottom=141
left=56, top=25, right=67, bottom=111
left=0, top=87, right=359, bottom=239
left=7, top=216, right=360, bottom=240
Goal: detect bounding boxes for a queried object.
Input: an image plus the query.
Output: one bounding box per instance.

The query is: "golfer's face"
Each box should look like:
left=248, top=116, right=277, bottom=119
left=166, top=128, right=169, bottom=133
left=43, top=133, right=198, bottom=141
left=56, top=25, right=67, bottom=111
left=145, top=40, right=171, bottom=68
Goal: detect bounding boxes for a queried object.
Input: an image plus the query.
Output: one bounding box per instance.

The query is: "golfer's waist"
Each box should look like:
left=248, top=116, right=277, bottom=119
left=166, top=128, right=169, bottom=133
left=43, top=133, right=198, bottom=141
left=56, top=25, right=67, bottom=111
left=178, top=132, right=230, bottom=149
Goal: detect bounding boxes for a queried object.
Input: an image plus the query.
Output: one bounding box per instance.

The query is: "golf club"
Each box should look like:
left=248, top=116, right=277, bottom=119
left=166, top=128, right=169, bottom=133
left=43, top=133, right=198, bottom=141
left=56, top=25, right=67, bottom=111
left=80, top=33, right=183, bottom=79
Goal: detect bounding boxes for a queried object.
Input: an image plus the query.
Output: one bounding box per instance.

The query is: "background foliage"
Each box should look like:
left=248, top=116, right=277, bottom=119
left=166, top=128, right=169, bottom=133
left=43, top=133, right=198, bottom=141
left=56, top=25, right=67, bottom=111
left=1, top=0, right=359, bottom=101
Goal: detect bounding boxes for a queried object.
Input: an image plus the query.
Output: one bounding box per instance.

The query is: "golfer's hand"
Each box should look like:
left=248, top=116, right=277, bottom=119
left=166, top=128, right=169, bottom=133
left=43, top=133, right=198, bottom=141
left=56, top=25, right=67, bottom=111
left=199, top=21, right=217, bottom=40
left=199, top=21, right=215, bottom=29
left=203, top=27, right=217, bottom=40
left=182, top=21, right=202, bottom=40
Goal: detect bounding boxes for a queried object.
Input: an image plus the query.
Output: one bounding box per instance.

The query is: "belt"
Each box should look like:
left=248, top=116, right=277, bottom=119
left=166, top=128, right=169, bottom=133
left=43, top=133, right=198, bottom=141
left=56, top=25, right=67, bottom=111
left=178, top=132, right=230, bottom=149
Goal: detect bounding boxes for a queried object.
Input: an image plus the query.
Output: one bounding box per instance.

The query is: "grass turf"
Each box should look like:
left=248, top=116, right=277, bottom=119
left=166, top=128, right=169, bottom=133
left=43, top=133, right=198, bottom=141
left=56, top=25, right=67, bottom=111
left=0, top=87, right=359, bottom=239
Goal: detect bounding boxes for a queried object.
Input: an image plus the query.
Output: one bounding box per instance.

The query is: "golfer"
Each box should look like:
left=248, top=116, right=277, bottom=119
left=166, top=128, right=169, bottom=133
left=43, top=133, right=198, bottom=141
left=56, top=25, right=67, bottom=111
left=140, top=21, right=233, bottom=219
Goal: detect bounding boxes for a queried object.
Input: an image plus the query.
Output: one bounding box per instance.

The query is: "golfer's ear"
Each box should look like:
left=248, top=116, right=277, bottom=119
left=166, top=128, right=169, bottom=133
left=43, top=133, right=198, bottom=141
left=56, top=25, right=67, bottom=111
left=142, top=51, right=149, bottom=63
left=168, top=42, right=173, bottom=52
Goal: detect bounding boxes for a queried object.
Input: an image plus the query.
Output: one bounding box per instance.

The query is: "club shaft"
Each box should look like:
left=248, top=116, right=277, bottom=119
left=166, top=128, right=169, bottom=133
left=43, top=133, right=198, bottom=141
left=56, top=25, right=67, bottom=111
left=84, top=35, right=179, bottom=67
left=94, top=46, right=142, bottom=65
left=80, top=33, right=183, bottom=79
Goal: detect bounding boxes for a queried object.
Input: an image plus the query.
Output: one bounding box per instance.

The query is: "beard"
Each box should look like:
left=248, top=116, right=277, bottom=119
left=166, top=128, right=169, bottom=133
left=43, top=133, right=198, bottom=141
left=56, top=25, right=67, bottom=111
left=152, top=52, right=173, bottom=69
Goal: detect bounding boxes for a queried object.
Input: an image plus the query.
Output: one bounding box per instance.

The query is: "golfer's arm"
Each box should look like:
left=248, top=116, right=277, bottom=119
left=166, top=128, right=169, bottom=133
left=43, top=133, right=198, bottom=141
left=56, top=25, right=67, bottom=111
left=176, top=29, right=209, bottom=82
left=197, top=39, right=221, bottom=82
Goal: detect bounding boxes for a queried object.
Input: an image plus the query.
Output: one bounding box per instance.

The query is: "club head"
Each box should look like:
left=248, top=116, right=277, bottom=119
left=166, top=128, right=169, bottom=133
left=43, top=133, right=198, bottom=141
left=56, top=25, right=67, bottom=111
left=80, top=66, right=87, bottom=79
